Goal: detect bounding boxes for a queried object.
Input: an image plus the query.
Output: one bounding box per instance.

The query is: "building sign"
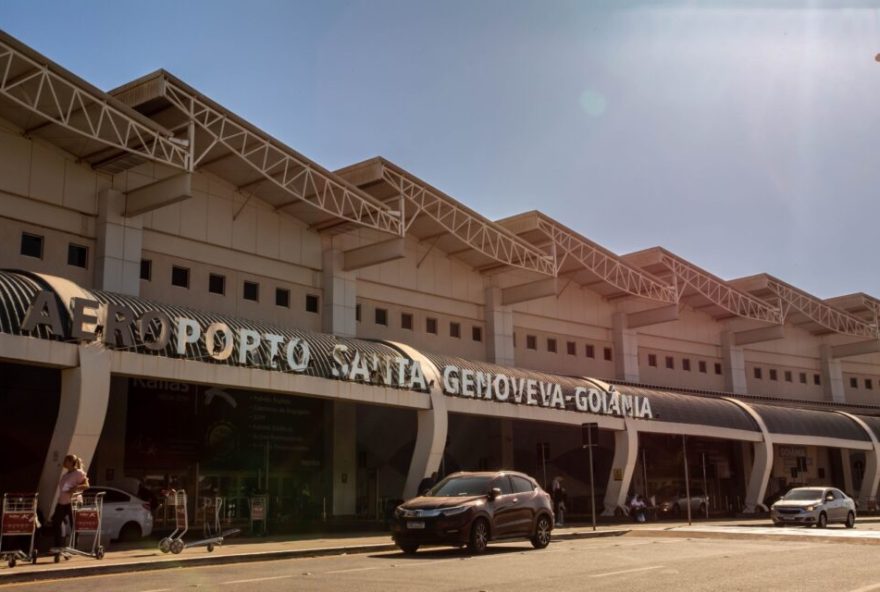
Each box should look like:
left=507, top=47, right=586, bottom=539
left=440, top=366, right=653, bottom=419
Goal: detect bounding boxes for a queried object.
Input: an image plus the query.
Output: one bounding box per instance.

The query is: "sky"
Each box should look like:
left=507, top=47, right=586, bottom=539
left=2, top=0, right=879, bottom=298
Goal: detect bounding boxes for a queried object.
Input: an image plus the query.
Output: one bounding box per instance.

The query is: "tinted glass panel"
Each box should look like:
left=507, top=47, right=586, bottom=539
left=511, top=476, right=534, bottom=494
left=491, top=476, right=514, bottom=495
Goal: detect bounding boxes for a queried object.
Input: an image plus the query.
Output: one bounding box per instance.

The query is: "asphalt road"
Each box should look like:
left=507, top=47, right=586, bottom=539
left=7, top=533, right=880, bottom=592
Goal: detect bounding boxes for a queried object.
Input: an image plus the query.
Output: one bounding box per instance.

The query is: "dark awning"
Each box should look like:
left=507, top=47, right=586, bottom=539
left=751, top=403, right=870, bottom=442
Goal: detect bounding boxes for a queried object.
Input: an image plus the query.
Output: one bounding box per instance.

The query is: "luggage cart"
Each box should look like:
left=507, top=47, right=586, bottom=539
left=158, top=490, right=188, bottom=554
left=0, top=493, right=39, bottom=568
left=54, top=491, right=105, bottom=562
left=158, top=493, right=239, bottom=554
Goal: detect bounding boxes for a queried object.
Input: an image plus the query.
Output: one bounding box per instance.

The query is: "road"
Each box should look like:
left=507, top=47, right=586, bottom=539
left=6, top=533, right=880, bottom=592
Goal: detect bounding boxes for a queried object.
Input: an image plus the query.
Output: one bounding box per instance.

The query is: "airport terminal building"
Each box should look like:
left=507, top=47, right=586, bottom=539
left=2, top=31, right=880, bottom=528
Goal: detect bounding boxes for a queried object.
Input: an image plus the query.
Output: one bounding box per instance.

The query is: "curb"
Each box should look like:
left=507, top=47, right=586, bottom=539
left=0, top=530, right=628, bottom=585
left=628, top=527, right=880, bottom=546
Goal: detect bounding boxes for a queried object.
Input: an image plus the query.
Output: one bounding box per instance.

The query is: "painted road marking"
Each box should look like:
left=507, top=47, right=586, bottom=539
left=847, top=584, right=880, bottom=592
left=220, top=575, right=293, bottom=585
left=590, top=565, right=664, bottom=578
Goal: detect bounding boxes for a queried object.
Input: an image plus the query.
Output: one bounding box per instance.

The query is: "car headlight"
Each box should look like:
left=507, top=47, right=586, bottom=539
left=442, top=505, right=470, bottom=517
left=804, top=505, right=815, bottom=512
left=394, top=505, right=405, bottom=518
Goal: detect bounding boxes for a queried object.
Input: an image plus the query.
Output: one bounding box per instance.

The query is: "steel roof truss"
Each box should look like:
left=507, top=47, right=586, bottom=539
left=765, top=279, right=878, bottom=338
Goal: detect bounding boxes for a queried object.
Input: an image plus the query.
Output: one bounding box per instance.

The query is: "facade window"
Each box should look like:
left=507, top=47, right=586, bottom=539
left=784, top=371, right=792, bottom=383
left=243, top=280, right=259, bottom=301
left=356, top=303, right=361, bottom=322
left=850, top=377, right=859, bottom=389
left=866, top=379, right=874, bottom=390
left=754, top=367, right=763, bottom=380
left=375, top=307, right=388, bottom=326
left=208, top=273, right=226, bottom=295
left=20, top=233, right=43, bottom=259
left=682, top=358, right=691, bottom=372
left=305, top=294, right=319, bottom=313
left=526, top=335, right=537, bottom=350
left=67, top=244, right=88, bottom=268
left=715, top=363, right=723, bottom=375
left=799, top=372, right=807, bottom=384
left=140, top=259, right=152, bottom=281
left=472, top=326, right=482, bottom=342
left=426, top=317, right=437, bottom=334
left=814, top=374, right=821, bottom=386
left=450, top=322, right=461, bottom=338
left=769, top=369, right=778, bottom=381
left=648, top=354, right=657, bottom=367
left=401, top=313, right=413, bottom=330
left=171, top=266, right=190, bottom=289
left=665, top=356, right=674, bottom=370
left=603, top=347, right=613, bottom=362
left=566, top=341, right=576, bottom=356
left=698, top=360, right=707, bottom=373
left=585, top=344, right=595, bottom=359
left=547, top=338, right=557, bottom=353
left=276, top=288, right=290, bottom=308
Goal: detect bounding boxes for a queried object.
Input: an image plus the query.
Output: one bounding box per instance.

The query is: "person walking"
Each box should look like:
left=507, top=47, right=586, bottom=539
left=50, top=454, right=89, bottom=550
left=550, top=476, right=566, bottom=526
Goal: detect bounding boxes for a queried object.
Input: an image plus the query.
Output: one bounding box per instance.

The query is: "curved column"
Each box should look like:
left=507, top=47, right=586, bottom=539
left=835, top=411, right=880, bottom=509
left=602, top=417, right=638, bottom=516
left=38, top=343, right=112, bottom=517
left=724, top=398, right=773, bottom=513
left=389, top=342, right=448, bottom=500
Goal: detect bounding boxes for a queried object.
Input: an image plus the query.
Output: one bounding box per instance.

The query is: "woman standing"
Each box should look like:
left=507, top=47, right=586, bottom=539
left=51, top=454, right=89, bottom=549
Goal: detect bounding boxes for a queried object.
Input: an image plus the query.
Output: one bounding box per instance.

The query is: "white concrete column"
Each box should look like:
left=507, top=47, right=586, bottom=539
left=721, top=331, right=747, bottom=394
left=836, top=412, right=880, bottom=510
left=485, top=285, right=515, bottom=367
left=331, top=401, right=357, bottom=516
left=612, top=313, right=639, bottom=382
left=393, top=342, right=449, bottom=500
left=602, top=420, right=638, bottom=515
left=725, top=398, right=772, bottom=512
left=38, top=343, right=112, bottom=517
left=96, top=189, right=143, bottom=295
left=322, top=244, right=357, bottom=338
left=821, top=344, right=846, bottom=403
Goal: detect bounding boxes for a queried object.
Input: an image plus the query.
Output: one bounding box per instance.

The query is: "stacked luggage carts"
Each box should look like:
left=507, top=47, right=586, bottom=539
left=158, top=490, right=239, bottom=555
left=53, top=491, right=106, bottom=562
left=0, top=493, right=39, bottom=568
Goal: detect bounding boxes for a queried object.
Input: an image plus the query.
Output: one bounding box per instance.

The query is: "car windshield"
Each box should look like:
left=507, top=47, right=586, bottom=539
left=783, top=489, right=824, bottom=501
left=427, top=476, right=492, bottom=497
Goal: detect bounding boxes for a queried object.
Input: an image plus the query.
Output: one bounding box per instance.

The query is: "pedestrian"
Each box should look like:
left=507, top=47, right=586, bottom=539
left=417, top=471, right=438, bottom=496
left=550, top=476, right=566, bottom=526
left=51, top=454, right=89, bottom=550
left=629, top=493, right=647, bottom=523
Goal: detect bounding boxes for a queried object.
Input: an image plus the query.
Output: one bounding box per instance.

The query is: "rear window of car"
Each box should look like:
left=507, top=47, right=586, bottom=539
left=511, top=476, right=535, bottom=494
left=86, top=488, right=130, bottom=503
left=428, top=476, right=492, bottom=497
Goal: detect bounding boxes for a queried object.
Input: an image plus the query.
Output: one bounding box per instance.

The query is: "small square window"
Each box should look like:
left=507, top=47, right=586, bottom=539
left=208, top=273, right=225, bottom=295
left=698, top=360, right=707, bottom=373
left=866, top=379, right=873, bottom=390
left=243, top=281, right=259, bottom=301
left=20, top=233, right=43, bottom=258
left=648, top=354, right=657, bottom=367
left=140, top=259, right=152, bottom=281
left=375, top=308, right=388, bottom=326
left=67, top=244, right=88, bottom=268
left=547, top=338, right=557, bottom=353
left=450, top=322, right=461, bottom=338
left=665, top=356, right=674, bottom=370
left=401, top=313, right=413, bottom=330
left=682, top=358, right=691, bottom=372
left=356, top=303, right=362, bottom=322
left=604, top=347, right=613, bottom=362
left=171, top=266, right=190, bottom=288
left=814, top=374, right=821, bottom=386
left=585, top=344, right=595, bottom=359
left=426, top=317, right=437, bottom=334
left=754, top=367, right=763, bottom=380
left=850, top=377, right=859, bottom=389
left=799, top=372, right=807, bottom=384
left=769, top=369, right=778, bottom=381
left=276, top=288, right=290, bottom=308
left=715, top=363, right=723, bottom=375
left=472, top=326, right=482, bottom=342
left=784, top=371, right=792, bottom=383
left=305, top=294, right=319, bottom=313
left=526, top=335, right=537, bottom=350
left=567, top=341, right=576, bottom=356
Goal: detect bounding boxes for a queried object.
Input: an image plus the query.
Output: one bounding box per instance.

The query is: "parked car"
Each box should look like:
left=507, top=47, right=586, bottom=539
left=656, top=488, right=710, bottom=517
left=770, top=486, right=856, bottom=528
left=82, top=486, right=154, bottom=541
left=391, top=471, right=554, bottom=554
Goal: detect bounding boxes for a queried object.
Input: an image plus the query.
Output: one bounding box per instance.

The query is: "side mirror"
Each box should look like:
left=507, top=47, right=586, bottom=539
left=488, top=487, right=502, bottom=501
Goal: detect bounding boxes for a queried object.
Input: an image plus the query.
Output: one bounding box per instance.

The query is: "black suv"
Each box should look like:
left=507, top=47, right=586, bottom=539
left=391, top=471, right=554, bottom=554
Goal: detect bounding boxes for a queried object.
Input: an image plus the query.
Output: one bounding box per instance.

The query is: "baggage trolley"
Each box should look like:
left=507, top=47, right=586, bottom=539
left=158, top=490, right=188, bottom=554
left=54, top=491, right=105, bottom=562
left=0, top=493, right=39, bottom=568
left=187, top=496, right=238, bottom=552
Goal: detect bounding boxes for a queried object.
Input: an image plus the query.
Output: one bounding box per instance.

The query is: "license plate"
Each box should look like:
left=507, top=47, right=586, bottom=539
left=407, top=521, right=425, bottom=529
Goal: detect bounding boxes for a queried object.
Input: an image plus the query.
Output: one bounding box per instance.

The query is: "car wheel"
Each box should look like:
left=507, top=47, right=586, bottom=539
left=468, top=518, right=489, bottom=554
left=531, top=514, right=552, bottom=549
left=119, top=522, right=142, bottom=542
left=398, top=543, right=419, bottom=555
left=817, top=512, right=827, bottom=529
left=845, top=512, right=855, bottom=529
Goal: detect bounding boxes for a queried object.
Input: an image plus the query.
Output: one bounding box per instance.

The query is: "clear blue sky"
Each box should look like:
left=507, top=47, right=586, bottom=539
left=3, top=0, right=879, bottom=297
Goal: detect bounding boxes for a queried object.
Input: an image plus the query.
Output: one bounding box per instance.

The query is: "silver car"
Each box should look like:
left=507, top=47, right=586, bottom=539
left=771, top=487, right=856, bottom=528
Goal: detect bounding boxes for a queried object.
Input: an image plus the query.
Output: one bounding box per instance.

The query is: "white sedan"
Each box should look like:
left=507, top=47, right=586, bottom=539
left=83, top=486, right=154, bottom=541
left=771, top=487, right=856, bottom=528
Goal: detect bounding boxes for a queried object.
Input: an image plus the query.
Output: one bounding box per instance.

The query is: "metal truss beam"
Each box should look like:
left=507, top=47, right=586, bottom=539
left=658, top=253, right=784, bottom=324
left=764, top=278, right=878, bottom=338
left=160, top=81, right=403, bottom=236
left=0, top=39, right=189, bottom=170
left=381, top=168, right=555, bottom=276
left=534, top=217, right=677, bottom=304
